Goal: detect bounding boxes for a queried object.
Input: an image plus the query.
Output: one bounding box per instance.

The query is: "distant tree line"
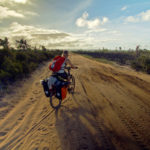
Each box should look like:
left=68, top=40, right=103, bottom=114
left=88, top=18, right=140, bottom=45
left=0, top=37, right=48, bottom=51
left=75, top=49, right=150, bottom=74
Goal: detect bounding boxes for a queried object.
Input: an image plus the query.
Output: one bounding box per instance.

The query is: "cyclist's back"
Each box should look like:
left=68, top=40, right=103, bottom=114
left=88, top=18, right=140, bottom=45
left=52, top=50, right=77, bottom=80
left=48, top=50, right=77, bottom=94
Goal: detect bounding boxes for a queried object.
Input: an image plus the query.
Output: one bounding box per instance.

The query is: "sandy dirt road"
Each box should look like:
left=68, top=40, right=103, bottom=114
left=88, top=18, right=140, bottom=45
left=0, top=53, right=150, bottom=150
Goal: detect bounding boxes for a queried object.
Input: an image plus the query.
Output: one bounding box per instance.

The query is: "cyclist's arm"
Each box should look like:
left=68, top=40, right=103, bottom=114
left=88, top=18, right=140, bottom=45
left=66, top=59, right=77, bottom=69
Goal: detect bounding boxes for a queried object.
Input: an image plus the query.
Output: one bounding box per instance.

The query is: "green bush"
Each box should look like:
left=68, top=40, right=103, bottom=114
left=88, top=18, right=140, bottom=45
left=0, top=48, right=62, bottom=85
left=145, top=58, right=150, bottom=73
left=0, top=70, right=11, bottom=83
left=75, top=50, right=150, bottom=74
left=16, top=52, right=28, bottom=62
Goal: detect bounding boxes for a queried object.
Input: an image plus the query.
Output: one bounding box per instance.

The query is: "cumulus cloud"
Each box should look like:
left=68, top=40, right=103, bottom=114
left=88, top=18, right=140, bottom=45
left=0, top=22, right=79, bottom=49
left=125, top=9, right=150, bottom=23
left=23, top=11, right=38, bottom=16
left=102, top=17, right=109, bottom=24
left=0, top=6, right=24, bottom=20
left=76, top=12, right=109, bottom=29
left=11, top=0, right=28, bottom=4
left=139, top=10, right=150, bottom=21
left=9, top=22, right=69, bottom=40
left=85, top=28, right=107, bottom=33
left=121, top=6, right=127, bottom=11
left=0, top=5, right=38, bottom=22
left=0, top=0, right=29, bottom=5
left=32, top=33, right=69, bottom=40
left=125, top=16, right=139, bottom=23
left=0, top=22, right=122, bottom=49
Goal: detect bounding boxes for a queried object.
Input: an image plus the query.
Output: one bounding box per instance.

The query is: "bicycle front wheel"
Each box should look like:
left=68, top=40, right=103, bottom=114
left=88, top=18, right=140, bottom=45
left=50, top=96, right=61, bottom=109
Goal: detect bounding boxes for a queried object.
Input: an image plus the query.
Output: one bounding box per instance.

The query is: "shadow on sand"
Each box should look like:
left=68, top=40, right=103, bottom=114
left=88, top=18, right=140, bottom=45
left=54, top=95, right=116, bottom=150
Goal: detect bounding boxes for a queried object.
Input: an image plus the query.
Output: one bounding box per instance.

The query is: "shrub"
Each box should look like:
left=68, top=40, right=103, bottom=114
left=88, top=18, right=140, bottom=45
left=0, top=49, right=62, bottom=86
left=75, top=50, right=150, bottom=74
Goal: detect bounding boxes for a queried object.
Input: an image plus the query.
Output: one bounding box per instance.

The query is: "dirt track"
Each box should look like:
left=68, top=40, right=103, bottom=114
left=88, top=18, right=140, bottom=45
left=0, top=53, right=150, bottom=150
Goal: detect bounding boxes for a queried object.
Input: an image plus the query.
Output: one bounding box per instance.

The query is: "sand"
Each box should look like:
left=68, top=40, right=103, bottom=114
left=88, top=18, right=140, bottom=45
left=0, top=53, right=150, bottom=150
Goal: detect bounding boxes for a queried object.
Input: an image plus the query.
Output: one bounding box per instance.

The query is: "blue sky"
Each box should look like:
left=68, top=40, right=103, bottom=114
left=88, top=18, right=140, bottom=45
left=0, top=0, right=150, bottom=50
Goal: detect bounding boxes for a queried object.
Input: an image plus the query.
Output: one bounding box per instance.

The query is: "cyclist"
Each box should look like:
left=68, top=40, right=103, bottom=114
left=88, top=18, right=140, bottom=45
left=48, top=50, right=77, bottom=99
left=54, top=50, right=77, bottom=80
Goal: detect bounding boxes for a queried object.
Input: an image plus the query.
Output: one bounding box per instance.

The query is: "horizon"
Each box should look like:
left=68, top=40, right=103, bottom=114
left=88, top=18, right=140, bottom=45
left=0, top=0, right=150, bottom=50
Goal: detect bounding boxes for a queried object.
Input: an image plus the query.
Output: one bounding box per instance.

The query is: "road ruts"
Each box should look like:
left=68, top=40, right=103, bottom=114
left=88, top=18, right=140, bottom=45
left=116, top=106, right=150, bottom=150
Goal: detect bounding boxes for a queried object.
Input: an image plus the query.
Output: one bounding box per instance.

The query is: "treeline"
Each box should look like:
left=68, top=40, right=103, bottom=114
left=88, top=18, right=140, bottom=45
left=75, top=49, right=150, bottom=74
left=0, top=48, right=62, bottom=90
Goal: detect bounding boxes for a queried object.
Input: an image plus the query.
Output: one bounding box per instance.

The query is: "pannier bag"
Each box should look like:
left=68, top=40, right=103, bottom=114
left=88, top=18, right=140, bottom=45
left=41, top=79, right=50, bottom=97
left=49, top=56, right=65, bottom=72
left=61, top=86, right=68, bottom=100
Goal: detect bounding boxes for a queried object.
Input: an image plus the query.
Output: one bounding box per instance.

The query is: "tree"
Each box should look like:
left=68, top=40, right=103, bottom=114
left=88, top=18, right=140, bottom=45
left=16, top=39, right=30, bottom=50
left=0, top=37, right=9, bottom=49
left=34, top=46, right=37, bottom=51
left=136, top=45, right=140, bottom=57
left=41, top=45, right=46, bottom=51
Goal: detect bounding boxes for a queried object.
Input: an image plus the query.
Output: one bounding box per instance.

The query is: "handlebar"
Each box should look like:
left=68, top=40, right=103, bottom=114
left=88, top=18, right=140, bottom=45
left=65, top=66, right=78, bottom=70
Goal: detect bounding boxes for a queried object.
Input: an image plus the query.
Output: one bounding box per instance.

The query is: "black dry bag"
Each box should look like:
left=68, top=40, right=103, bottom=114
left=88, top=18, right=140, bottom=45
left=41, top=79, right=50, bottom=97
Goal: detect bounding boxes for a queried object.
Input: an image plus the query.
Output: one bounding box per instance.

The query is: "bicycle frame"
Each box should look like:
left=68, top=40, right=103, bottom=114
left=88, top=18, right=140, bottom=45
left=49, top=66, right=76, bottom=109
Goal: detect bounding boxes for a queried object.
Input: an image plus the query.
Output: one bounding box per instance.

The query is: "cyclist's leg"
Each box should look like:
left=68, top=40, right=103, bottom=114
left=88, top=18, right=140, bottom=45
left=57, top=72, right=68, bottom=80
left=55, top=79, right=62, bottom=99
left=55, top=72, right=69, bottom=98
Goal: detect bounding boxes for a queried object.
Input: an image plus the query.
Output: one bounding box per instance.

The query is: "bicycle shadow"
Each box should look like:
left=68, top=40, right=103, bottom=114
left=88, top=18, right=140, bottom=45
left=53, top=90, right=139, bottom=150
left=54, top=101, right=114, bottom=150
left=71, top=91, right=80, bottom=95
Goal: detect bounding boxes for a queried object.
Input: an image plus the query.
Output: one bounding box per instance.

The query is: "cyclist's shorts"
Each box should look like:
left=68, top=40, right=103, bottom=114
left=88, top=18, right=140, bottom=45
left=56, top=72, right=68, bottom=80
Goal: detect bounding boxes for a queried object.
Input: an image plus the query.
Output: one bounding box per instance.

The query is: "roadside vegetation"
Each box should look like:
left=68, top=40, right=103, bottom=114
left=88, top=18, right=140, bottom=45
left=75, top=48, right=150, bottom=74
left=0, top=37, right=62, bottom=93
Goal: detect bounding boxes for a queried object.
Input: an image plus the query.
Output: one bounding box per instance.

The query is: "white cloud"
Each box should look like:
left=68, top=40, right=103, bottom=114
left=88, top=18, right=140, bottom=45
left=11, top=0, right=28, bottom=4
left=2, top=21, right=149, bottom=50
left=0, top=22, right=120, bottom=49
left=0, top=0, right=29, bottom=5
left=121, top=6, right=127, bottom=11
left=0, top=5, right=38, bottom=22
left=76, top=12, right=109, bottom=29
left=125, top=9, right=150, bottom=23
left=139, top=10, right=150, bottom=21
left=76, top=12, right=88, bottom=27
left=21, top=11, right=38, bottom=16
left=102, top=17, right=109, bottom=24
left=82, top=11, right=89, bottom=19
left=87, top=18, right=100, bottom=29
left=85, top=28, right=107, bottom=34
left=0, top=22, right=76, bottom=48
left=125, top=16, right=139, bottom=23
left=0, top=6, right=24, bottom=20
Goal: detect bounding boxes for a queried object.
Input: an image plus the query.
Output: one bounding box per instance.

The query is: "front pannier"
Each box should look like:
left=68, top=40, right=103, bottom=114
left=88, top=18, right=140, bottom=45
left=41, top=79, right=50, bottom=97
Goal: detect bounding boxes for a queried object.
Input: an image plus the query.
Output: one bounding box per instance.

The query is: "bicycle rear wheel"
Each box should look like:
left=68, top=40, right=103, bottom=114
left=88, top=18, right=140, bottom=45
left=50, top=96, right=61, bottom=109
left=68, top=75, right=75, bottom=94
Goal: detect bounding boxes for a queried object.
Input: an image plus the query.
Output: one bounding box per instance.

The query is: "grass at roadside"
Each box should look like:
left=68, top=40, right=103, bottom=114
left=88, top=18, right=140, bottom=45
left=82, top=54, right=116, bottom=65
left=74, top=50, right=150, bottom=74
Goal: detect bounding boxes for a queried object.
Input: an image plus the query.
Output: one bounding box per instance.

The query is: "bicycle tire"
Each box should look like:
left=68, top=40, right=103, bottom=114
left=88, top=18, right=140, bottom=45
left=50, top=96, right=61, bottom=109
